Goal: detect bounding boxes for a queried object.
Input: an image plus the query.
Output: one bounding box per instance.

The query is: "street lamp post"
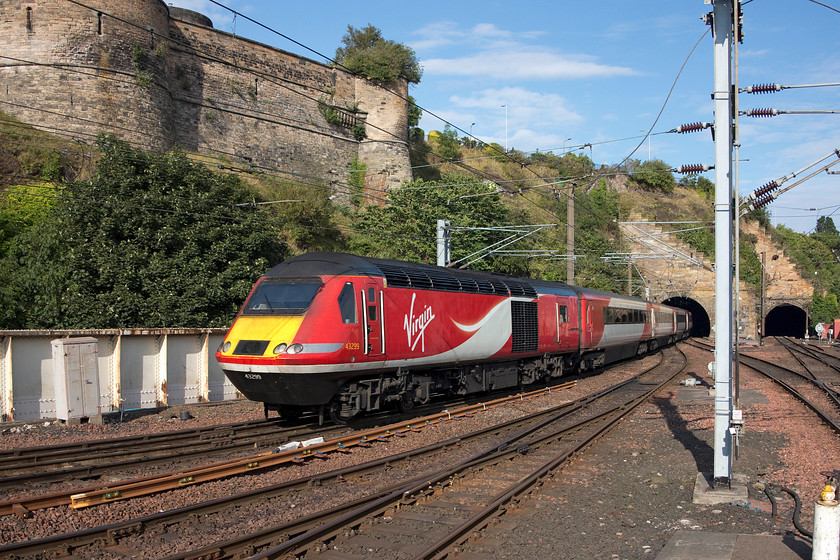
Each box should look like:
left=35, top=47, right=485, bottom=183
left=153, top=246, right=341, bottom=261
left=501, top=105, right=507, bottom=152
left=470, top=122, right=475, bottom=147
left=563, top=137, right=571, bottom=153
left=640, top=129, right=651, bottom=161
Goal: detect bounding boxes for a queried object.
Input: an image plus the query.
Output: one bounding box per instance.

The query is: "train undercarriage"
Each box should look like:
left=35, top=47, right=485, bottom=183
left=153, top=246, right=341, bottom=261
left=265, top=335, right=686, bottom=424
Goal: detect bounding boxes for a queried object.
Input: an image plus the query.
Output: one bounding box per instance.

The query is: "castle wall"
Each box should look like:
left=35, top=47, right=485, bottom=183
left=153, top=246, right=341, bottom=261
left=356, top=77, right=412, bottom=195
left=0, top=0, right=174, bottom=149
left=0, top=0, right=410, bottom=192
left=165, top=16, right=362, bottom=187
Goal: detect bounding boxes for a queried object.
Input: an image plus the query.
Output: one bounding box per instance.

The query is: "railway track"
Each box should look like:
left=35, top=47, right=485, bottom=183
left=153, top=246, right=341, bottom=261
left=0, top=416, right=355, bottom=495
left=776, top=337, right=840, bottom=387
left=0, top=377, right=588, bottom=499
left=689, top=338, right=840, bottom=433
left=0, top=347, right=687, bottom=560
left=0, top=381, right=579, bottom=516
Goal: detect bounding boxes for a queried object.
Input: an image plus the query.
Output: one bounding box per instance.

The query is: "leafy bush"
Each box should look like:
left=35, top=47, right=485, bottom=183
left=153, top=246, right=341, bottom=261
left=629, top=159, right=676, bottom=193
left=334, top=25, right=422, bottom=83
left=0, top=136, right=289, bottom=328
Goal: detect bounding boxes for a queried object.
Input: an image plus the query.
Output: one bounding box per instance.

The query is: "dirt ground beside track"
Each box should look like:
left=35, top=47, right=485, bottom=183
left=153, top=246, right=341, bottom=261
left=2, top=340, right=836, bottom=559
left=460, top=341, right=833, bottom=560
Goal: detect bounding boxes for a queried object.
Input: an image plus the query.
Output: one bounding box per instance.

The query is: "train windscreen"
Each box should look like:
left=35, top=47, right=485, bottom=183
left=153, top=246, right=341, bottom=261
left=242, top=278, right=323, bottom=315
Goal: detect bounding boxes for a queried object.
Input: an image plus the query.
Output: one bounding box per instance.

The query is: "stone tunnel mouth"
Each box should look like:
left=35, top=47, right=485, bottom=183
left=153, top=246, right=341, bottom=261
left=661, top=296, right=711, bottom=338
left=764, top=303, right=807, bottom=338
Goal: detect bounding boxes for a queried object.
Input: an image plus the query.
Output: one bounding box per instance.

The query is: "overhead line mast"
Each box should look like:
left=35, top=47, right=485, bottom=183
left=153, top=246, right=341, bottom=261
left=709, top=0, right=735, bottom=486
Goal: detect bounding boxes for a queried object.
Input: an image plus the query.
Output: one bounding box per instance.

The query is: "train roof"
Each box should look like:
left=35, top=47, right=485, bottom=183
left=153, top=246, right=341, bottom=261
left=265, top=252, right=579, bottom=298
left=264, top=253, right=684, bottom=311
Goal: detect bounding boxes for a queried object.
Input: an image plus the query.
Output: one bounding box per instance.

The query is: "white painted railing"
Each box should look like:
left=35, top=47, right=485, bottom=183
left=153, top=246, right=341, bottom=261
left=0, top=329, right=236, bottom=422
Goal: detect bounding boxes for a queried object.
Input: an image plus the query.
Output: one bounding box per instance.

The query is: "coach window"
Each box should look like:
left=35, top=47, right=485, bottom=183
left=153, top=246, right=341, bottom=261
left=557, top=305, right=567, bottom=323
left=338, top=282, right=357, bottom=324
left=367, top=287, right=377, bottom=321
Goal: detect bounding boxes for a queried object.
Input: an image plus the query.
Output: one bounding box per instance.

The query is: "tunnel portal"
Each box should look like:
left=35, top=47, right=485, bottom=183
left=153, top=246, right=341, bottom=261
left=764, top=304, right=807, bottom=338
left=661, top=296, right=711, bottom=338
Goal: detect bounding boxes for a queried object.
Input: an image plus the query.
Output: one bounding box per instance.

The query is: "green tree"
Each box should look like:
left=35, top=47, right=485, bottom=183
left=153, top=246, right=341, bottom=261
left=814, top=216, right=840, bottom=253
left=743, top=206, right=770, bottom=227
left=812, top=292, right=840, bottom=325
left=482, top=142, right=507, bottom=162
left=679, top=175, right=714, bottom=198
left=334, top=25, right=422, bottom=83
left=407, top=95, right=422, bottom=128
left=629, top=159, right=676, bottom=193
left=348, top=173, right=527, bottom=274
left=0, top=136, right=289, bottom=329
left=0, top=183, right=56, bottom=258
left=817, top=216, right=839, bottom=235
left=432, top=125, right=461, bottom=160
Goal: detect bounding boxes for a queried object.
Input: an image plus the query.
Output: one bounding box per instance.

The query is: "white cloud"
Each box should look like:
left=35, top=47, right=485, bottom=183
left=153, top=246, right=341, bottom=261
left=424, top=50, right=637, bottom=80
left=411, top=21, right=544, bottom=52
left=450, top=87, right=582, bottom=125
left=420, top=87, right=584, bottom=152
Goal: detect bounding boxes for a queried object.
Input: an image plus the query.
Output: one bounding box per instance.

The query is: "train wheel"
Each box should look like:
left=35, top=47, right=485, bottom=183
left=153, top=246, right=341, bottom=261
left=280, top=406, right=304, bottom=421
left=397, top=393, right=416, bottom=413
left=328, top=401, right=359, bottom=424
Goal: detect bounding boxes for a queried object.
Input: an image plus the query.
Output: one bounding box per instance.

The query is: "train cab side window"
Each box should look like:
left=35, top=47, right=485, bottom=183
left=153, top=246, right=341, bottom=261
left=338, top=282, right=357, bottom=324
left=557, top=305, right=567, bottom=323
left=367, top=287, right=377, bottom=321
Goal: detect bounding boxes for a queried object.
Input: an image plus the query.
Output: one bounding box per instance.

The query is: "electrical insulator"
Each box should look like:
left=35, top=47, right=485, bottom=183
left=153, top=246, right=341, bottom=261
left=748, top=179, right=780, bottom=200
left=744, top=108, right=779, bottom=118
left=675, top=164, right=711, bottom=175
left=675, top=122, right=711, bottom=134
left=752, top=193, right=775, bottom=210
left=745, top=83, right=781, bottom=94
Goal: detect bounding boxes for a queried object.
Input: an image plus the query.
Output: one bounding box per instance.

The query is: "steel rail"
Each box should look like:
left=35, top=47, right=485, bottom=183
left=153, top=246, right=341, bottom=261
left=776, top=338, right=840, bottom=411
left=0, top=423, right=352, bottom=489
left=244, top=349, right=686, bottom=560
left=0, top=381, right=576, bottom=515
left=689, top=340, right=840, bottom=435
left=0, top=381, right=590, bottom=557
left=413, top=350, right=688, bottom=559
left=0, top=418, right=286, bottom=463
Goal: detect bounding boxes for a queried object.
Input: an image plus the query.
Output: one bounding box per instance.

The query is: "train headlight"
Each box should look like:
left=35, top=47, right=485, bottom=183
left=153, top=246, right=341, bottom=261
left=222, top=341, right=231, bottom=352
left=286, top=343, right=304, bottom=355
left=273, top=343, right=287, bottom=355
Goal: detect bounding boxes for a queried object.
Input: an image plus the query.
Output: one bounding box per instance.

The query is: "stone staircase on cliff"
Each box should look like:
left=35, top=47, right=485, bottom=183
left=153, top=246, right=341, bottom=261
left=622, top=215, right=813, bottom=340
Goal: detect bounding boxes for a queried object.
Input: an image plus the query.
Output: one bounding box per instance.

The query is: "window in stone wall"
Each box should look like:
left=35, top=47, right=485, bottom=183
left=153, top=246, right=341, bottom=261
left=26, top=7, right=32, bottom=32
left=97, top=12, right=103, bottom=35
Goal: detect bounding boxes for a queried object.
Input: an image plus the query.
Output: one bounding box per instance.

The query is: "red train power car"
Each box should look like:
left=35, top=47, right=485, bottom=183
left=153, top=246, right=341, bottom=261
left=215, top=252, right=691, bottom=422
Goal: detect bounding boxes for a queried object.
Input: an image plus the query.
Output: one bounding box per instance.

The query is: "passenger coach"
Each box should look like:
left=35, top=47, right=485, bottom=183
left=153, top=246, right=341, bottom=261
left=216, top=252, right=691, bottom=422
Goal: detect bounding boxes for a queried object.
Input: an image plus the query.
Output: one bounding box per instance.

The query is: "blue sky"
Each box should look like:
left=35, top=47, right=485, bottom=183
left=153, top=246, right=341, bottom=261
left=169, top=0, right=840, bottom=233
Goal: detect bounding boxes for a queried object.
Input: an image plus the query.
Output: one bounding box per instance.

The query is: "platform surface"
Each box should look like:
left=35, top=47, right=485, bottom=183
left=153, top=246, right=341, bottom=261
left=656, top=531, right=811, bottom=560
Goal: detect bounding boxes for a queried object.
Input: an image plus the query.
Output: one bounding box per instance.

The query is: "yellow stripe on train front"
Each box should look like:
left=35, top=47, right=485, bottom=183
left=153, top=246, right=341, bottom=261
left=224, top=315, right=304, bottom=357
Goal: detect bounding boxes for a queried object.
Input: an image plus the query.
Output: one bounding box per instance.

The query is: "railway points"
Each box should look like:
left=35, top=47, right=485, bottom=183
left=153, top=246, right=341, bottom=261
left=0, top=338, right=836, bottom=559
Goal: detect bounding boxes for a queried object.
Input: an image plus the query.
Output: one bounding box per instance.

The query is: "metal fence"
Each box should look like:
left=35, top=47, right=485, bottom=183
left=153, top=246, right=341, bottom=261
left=1, top=329, right=235, bottom=422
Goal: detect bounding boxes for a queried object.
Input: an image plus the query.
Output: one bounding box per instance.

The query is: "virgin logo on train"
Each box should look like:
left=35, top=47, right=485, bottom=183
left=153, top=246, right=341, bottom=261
left=403, top=293, right=436, bottom=351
